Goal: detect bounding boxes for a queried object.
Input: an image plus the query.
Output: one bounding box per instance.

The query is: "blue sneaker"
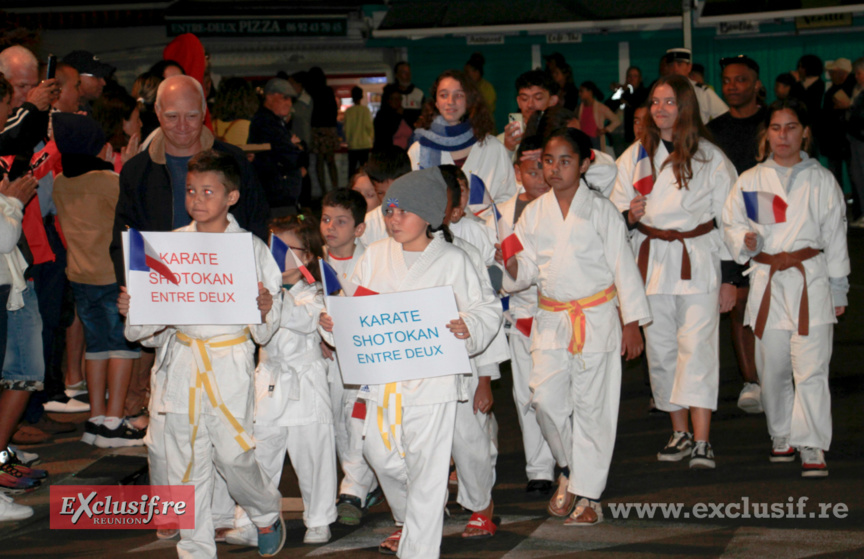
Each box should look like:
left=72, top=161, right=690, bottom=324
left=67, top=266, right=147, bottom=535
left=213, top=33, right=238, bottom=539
left=257, top=516, right=285, bottom=557
left=365, top=485, right=385, bottom=510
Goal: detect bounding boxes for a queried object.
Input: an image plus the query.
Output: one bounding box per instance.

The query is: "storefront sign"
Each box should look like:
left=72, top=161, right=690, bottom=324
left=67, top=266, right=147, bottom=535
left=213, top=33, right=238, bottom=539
left=167, top=17, right=348, bottom=37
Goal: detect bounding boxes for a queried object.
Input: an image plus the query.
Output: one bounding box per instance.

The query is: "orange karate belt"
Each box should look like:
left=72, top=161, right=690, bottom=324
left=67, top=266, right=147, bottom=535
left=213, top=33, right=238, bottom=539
left=377, top=382, right=403, bottom=456
left=636, top=221, right=714, bottom=282
left=175, top=328, right=255, bottom=483
left=751, top=248, right=821, bottom=340
left=538, top=285, right=617, bottom=354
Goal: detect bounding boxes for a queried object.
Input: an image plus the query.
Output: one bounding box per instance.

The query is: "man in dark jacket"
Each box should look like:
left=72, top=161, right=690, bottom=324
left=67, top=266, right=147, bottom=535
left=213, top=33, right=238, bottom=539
left=248, top=78, right=307, bottom=214
left=821, top=58, right=857, bottom=196
left=110, top=75, right=269, bottom=285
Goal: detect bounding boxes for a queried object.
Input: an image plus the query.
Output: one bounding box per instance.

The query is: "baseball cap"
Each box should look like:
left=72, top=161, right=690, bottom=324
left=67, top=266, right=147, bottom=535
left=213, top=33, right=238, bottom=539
left=826, top=58, right=852, bottom=73
left=263, top=78, right=297, bottom=98
left=720, top=54, right=760, bottom=75
left=62, top=50, right=115, bottom=79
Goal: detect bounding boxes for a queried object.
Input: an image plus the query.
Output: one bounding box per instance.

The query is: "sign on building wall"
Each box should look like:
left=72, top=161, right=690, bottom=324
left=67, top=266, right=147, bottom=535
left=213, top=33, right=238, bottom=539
left=795, top=13, right=853, bottom=30
left=466, top=35, right=505, bottom=45
left=546, top=32, right=582, bottom=44
left=167, top=17, right=348, bottom=37
left=717, top=21, right=760, bottom=35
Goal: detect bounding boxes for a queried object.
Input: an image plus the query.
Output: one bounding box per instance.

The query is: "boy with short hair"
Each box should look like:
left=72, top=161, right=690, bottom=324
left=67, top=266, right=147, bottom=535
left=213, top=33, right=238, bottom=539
left=319, top=188, right=385, bottom=524
left=119, top=149, right=286, bottom=558
left=360, top=146, right=411, bottom=246
left=499, top=70, right=560, bottom=157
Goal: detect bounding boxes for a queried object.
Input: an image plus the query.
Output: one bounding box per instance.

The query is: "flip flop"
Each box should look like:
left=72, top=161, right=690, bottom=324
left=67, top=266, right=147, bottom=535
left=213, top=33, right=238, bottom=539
left=462, top=512, right=496, bottom=539
left=378, top=528, right=401, bottom=555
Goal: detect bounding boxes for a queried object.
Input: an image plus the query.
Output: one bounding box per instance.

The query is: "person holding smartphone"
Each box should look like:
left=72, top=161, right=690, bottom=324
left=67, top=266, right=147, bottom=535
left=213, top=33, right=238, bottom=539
left=499, top=70, right=560, bottom=158
left=0, top=46, right=59, bottom=157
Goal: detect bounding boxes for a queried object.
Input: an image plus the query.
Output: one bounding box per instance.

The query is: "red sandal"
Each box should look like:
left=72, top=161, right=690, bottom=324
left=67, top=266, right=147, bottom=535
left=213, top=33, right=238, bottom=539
left=378, top=528, right=402, bottom=555
left=462, top=512, right=496, bottom=539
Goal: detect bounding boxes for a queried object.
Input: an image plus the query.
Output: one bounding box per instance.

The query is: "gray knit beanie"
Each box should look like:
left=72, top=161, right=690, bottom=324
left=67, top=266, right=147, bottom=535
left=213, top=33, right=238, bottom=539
left=382, top=167, right=447, bottom=228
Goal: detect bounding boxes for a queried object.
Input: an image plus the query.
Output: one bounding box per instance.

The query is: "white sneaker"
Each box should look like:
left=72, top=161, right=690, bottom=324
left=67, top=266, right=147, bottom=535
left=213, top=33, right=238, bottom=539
left=800, top=447, right=829, bottom=478
left=0, top=493, right=34, bottom=522
left=303, top=525, right=331, bottom=544
left=6, top=446, right=39, bottom=467
left=769, top=436, right=796, bottom=462
left=737, top=383, right=763, bottom=414
left=43, top=397, right=91, bottom=414
left=224, top=523, right=258, bottom=546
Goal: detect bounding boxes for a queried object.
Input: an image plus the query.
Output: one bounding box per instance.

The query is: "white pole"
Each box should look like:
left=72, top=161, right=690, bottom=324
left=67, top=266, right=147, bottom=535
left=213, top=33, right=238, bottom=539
left=683, top=0, right=693, bottom=51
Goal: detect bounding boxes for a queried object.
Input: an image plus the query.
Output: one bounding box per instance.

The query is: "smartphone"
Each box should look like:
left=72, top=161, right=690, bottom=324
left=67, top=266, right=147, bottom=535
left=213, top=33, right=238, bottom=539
left=508, top=112, right=523, bottom=134
left=46, top=54, right=57, bottom=80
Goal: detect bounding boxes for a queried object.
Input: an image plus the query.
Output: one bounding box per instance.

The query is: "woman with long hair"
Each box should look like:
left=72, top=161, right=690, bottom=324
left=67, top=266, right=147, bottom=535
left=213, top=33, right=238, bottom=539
left=722, top=99, right=848, bottom=477
left=409, top=70, right=515, bottom=205
left=611, top=74, right=738, bottom=470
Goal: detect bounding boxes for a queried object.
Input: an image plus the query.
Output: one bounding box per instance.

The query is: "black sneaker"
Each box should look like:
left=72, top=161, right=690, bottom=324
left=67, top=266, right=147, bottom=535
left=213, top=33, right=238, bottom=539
left=657, top=431, right=693, bottom=461
left=364, top=485, right=385, bottom=510
left=94, top=420, right=146, bottom=448
left=81, top=420, right=101, bottom=445
left=336, top=494, right=364, bottom=526
left=689, top=441, right=716, bottom=469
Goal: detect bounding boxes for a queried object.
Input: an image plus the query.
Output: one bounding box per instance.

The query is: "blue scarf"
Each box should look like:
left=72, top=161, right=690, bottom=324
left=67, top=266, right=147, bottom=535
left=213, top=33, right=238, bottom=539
left=414, top=116, right=477, bottom=169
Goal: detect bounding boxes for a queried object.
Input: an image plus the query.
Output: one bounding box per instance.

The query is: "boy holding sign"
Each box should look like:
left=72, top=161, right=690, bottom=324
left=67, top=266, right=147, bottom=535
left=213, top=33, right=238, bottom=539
left=320, top=168, right=502, bottom=558
left=119, top=150, right=286, bottom=558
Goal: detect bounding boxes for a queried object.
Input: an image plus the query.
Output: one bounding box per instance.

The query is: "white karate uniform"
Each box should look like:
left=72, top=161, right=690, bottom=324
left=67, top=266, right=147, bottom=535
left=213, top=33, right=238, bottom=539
left=722, top=155, right=849, bottom=450
left=447, top=234, right=507, bottom=513
left=504, top=185, right=651, bottom=500
left=350, top=235, right=501, bottom=559
left=487, top=193, right=556, bottom=482
left=691, top=79, right=729, bottom=124
left=229, top=282, right=335, bottom=532
left=450, top=218, right=496, bottom=267
left=324, top=245, right=379, bottom=505
left=408, top=136, right=517, bottom=205
left=125, top=215, right=282, bottom=559
left=611, top=140, right=736, bottom=412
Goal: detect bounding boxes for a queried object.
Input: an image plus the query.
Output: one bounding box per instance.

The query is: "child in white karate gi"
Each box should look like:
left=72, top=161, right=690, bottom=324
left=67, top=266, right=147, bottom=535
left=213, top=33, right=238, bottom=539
left=722, top=99, right=849, bottom=477
left=321, top=167, right=502, bottom=558
left=319, top=189, right=385, bottom=525
left=120, top=150, right=285, bottom=558
left=226, top=213, right=338, bottom=547
left=502, top=128, right=651, bottom=525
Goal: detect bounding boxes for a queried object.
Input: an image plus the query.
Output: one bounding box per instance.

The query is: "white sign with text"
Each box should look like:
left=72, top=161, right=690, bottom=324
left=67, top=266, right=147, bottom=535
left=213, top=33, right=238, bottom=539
left=122, top=230, right=260, bottom=325
left=328, top=286, right=472, bottom=385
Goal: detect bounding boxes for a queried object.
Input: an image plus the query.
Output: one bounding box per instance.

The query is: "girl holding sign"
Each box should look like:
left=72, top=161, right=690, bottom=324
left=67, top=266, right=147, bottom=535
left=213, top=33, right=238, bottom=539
left=722, top=99, right=849, bottom=477
left=226, top=214, right=338, bottom=546
left=320, top=167, right=501, bottom=558
left=610, top=75, right=738, bottom=471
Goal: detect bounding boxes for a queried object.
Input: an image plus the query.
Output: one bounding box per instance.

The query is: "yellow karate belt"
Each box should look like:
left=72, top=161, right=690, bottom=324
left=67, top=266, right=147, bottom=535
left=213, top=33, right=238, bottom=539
left=175, top=328, right=255, bottom=483
left=377, top=382, right=404, bottom=456
left=538, top=285, right=617, bottom=354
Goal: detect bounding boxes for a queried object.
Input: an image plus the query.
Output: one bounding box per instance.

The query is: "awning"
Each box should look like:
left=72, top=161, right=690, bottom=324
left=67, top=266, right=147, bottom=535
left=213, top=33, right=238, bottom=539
left=372, top=0, right=683, bottom=39
left=697, top=0, right=864, bottom=24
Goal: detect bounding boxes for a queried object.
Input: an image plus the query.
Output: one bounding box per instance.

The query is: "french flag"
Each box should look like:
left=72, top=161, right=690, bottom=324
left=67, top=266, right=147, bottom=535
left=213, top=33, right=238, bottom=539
left=501, top=295, right=533, bottom=337
left=354, top=285, right=379, bottom=297
left=129, top=228, right=178, bottom=284
left=468, top=174, right=492, bottom=211
left=319, top=258, right=343, bottom=296
left=633, top=144, right=654, bottom=196
left=271, top=234, right=315, bottom=284
left=492, top=203, right=523, bottom=263
left=743, top=191, right=787, bottom=225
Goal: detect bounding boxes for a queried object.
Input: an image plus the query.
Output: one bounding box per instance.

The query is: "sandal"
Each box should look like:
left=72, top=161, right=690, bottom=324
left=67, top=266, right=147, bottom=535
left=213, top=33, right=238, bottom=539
left=564, top=498, right=604, bottom=526
left=547, top=474, right=576, bottom=517
left=378, top=528, right=401, bottom=555
left=462, top=512, right=496, bottom=539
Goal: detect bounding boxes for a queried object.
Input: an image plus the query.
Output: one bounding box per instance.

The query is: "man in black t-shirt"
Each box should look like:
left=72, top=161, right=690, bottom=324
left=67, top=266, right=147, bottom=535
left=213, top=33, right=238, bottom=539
left=706, top=55, right=766, bottom=415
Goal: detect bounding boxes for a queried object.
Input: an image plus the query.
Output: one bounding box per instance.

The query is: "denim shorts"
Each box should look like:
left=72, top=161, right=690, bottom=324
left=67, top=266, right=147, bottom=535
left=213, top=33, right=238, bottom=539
left=1, top=283, right=45, bottom=391
left=71, top=282, right=140, bottom=360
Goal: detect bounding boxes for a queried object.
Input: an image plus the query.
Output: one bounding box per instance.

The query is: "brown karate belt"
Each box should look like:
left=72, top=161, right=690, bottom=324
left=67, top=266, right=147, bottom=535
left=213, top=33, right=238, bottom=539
left=635, top=221, right=714, bottom=282
left=751, top=247, right=821, bottom=339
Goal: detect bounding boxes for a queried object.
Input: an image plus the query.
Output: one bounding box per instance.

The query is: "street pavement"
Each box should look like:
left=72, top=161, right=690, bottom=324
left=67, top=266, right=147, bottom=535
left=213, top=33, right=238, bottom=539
left=3, top=231, right=864, bottom=558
